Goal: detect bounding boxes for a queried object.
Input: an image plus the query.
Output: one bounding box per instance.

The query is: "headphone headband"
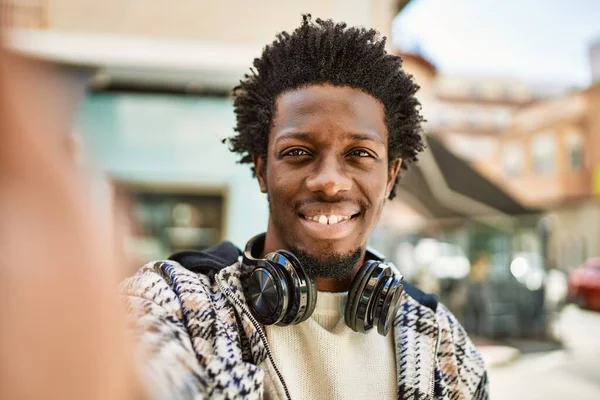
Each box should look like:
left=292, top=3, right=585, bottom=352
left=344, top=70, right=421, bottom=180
left=242, top=233, right=267, bottom=268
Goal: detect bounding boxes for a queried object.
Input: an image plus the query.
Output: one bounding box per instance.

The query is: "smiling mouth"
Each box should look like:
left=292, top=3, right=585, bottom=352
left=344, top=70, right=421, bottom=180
left=299, top=213, right=361, bottom=225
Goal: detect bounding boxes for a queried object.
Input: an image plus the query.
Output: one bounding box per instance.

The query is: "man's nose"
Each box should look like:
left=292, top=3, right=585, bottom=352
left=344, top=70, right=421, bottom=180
left=305, top=155, right=352, bottom=197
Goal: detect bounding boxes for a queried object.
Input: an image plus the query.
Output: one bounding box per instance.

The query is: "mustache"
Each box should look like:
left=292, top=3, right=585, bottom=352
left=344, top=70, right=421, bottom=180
left=293, top=195, right=370, bottom=213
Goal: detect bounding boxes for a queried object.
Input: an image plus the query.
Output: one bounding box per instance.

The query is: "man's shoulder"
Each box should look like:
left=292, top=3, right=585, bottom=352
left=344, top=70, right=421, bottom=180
left=121, top=240, right=242, bottom=298
left=120, top=260, right=206, bottom=303
left=121, top=258, right=245, bottom=330
left=398, top=281, right=473, bottom=344
left=401, top=289, right=488, bottom=397
left=402, top=280, right=439, bottom=312
left=434, top=301, right=478, bottom=347
left=167, top=240, right=242, bottom=278
left=395, top=285, right=488, bottom=398
left=434, top=301, right=488, bottom=397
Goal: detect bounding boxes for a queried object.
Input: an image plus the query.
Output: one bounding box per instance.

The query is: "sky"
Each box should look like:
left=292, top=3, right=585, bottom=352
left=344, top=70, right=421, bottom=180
left=392, top=0, right=600, bottom=88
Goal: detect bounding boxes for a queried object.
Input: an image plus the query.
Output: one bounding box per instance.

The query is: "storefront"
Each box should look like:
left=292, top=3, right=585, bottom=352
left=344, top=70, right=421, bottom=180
left=370, top=135, right=556, bottom=340
left=77, top=91, right=269, bottom=261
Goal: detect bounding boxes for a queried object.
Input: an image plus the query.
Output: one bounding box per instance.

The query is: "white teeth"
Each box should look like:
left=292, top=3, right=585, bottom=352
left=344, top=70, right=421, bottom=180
left=307, top=215, right=350, bottom=225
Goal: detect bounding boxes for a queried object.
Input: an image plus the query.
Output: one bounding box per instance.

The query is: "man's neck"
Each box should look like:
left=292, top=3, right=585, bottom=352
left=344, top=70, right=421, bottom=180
left=315, top=277, right=351, bottom=292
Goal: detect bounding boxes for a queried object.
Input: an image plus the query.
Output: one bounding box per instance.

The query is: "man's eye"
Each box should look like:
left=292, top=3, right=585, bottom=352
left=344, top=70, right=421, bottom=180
left=348, top=149, right=373, bottom=158
left=284, top=148, right=310, bottom=157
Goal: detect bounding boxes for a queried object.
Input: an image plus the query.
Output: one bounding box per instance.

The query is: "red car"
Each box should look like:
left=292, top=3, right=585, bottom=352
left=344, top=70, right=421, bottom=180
left=569, top=257, right=600, bottom=310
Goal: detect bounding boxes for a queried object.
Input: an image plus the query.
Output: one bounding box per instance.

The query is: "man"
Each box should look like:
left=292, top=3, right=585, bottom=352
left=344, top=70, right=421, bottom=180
left=122, top=15, right=488, bottom=399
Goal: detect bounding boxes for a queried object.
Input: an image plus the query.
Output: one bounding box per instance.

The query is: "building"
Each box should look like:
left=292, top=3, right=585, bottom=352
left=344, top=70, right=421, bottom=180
left=5, top=0, right=412, bottom=260
left=6, top=0, right=563, bottom=339
left=4, top=0, right=408, bottom=95
left=474, top=82, right=600, bottom=272
left=430, top=75, right=569, bottom=162
left=373, top=49, right=551, bottom=339
left=396, top=34, right=600, bottom=274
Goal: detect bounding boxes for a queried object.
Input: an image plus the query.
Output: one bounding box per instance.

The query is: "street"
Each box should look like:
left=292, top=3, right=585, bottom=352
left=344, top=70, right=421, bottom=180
left=489, top=304, right=600, bottom=399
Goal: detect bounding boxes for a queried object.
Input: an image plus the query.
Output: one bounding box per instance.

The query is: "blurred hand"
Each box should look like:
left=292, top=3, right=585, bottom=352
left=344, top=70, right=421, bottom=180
left=0, top=48, right=139, bottom=399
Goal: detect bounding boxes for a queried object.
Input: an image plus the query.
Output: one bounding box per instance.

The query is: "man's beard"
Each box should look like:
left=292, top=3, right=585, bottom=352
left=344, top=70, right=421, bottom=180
left=266, top=193, right=367, bottom=280
left=291, top=247, right=362, bottom=280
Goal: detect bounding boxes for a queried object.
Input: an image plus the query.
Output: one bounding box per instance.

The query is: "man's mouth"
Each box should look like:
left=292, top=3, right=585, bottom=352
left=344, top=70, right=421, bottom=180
left=299, top=213, right=360, bottom=225
left=295, top=200, right=364, bottom=240
left=296, top=211, right=361, bottom=240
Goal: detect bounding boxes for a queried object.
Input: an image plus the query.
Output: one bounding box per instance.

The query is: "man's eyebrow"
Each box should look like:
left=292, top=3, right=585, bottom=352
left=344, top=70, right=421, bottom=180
left=273, top=131, right=385, bottom=145
left=274, top=131, right=313, bottom=145
left=346, top=132, right=385, bottom=145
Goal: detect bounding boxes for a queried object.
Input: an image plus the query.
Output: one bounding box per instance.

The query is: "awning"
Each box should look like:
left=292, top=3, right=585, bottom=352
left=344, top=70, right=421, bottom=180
left=397, top=134, right=538, bottom=221
left=6, top=29, right=263, bottom=92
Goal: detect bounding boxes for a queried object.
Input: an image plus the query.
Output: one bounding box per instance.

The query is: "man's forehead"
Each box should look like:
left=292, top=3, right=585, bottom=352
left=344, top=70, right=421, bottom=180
left=272, top=84, right=387, bottom=135
left=275, top=84, right=383, bottom=112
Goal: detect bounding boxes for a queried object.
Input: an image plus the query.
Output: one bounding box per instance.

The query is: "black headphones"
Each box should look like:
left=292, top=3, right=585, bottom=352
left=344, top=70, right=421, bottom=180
left=241, top=233, right=404, bottom=336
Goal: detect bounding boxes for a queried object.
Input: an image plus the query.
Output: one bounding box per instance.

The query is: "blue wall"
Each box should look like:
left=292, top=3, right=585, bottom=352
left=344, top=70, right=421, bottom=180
left=77, top=92, right=269, bottom=249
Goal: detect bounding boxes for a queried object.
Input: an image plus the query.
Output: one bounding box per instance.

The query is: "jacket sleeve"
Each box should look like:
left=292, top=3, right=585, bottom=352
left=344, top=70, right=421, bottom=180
left=435, top=303, right=489, bottom=400
left=122, top=267, right=207, bottom=400
left=473, top=371, right=490, bottom=400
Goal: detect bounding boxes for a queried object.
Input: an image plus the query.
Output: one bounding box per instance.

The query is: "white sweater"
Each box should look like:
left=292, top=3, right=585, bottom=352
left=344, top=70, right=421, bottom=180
left=264, top=291, right=397, bottom=399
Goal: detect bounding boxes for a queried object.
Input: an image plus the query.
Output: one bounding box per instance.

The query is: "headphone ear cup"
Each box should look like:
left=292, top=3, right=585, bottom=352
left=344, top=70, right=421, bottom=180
left=287, top=253, right=317, bottom=325
left=266, top=250, right=317, bottom=326
left=375, top=274, right=403, bottom=336
left=243, top=259, right=290, bottom=326
left=345, top=260, right=380, bottom=332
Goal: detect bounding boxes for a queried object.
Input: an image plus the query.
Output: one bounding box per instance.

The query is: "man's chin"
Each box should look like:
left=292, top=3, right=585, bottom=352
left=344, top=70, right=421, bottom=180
left=291, top=246, right=362, bottom=280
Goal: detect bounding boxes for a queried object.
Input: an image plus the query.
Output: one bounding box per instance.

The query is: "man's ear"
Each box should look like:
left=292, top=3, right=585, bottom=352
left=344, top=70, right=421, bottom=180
left=252, top=154, right=268, bottom=193
left=386, top=158, right=402, bottom=198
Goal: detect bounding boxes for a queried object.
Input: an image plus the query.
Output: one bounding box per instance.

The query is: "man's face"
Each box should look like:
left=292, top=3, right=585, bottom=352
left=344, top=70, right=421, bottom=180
left=254, top=84, right=401, bottom=278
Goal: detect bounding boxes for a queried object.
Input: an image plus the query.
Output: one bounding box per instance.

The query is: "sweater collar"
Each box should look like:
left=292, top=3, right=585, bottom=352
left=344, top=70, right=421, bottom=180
left=313, top=291, right=347, bottom=317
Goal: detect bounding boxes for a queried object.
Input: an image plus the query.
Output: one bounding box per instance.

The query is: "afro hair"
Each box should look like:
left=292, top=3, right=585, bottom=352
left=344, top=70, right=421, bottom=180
left=226, top=14, right=425, bottom=199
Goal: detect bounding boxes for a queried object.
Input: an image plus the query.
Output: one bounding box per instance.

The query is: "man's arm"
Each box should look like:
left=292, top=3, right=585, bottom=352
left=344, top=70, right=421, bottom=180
left=122, top=268, right=208, bottom=400
left=0, top=50, right=138, bottom=399
left=123, top=261, right=268, bottom=400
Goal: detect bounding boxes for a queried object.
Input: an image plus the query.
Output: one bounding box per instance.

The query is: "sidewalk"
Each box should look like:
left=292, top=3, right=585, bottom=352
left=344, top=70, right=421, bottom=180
left=472, top=337, right=520, bottom=367
left=472, top=335, right=564, bottom=367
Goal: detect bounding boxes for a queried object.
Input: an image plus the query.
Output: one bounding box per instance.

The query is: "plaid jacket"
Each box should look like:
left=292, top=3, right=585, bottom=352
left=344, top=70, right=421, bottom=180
left=122, top=256, right=489, bottom=400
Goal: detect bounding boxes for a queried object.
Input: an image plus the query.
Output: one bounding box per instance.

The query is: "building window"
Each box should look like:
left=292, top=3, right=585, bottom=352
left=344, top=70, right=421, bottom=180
left=566, top=131, right=584, bottom=170
left=469, top=83, right=485, bottom=100
left=502, top=142, right=524, bottom=177
left=464, top=104, right=484, bottom=129
left=531, top=132, right=556, bottom=175
left=493, top=107, right=512, bottom=129
left=448, top=134, right=498, bottom=161
left=130, top=191, right=224, bottom=262
left=433, top=103, right=450, bottom=128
